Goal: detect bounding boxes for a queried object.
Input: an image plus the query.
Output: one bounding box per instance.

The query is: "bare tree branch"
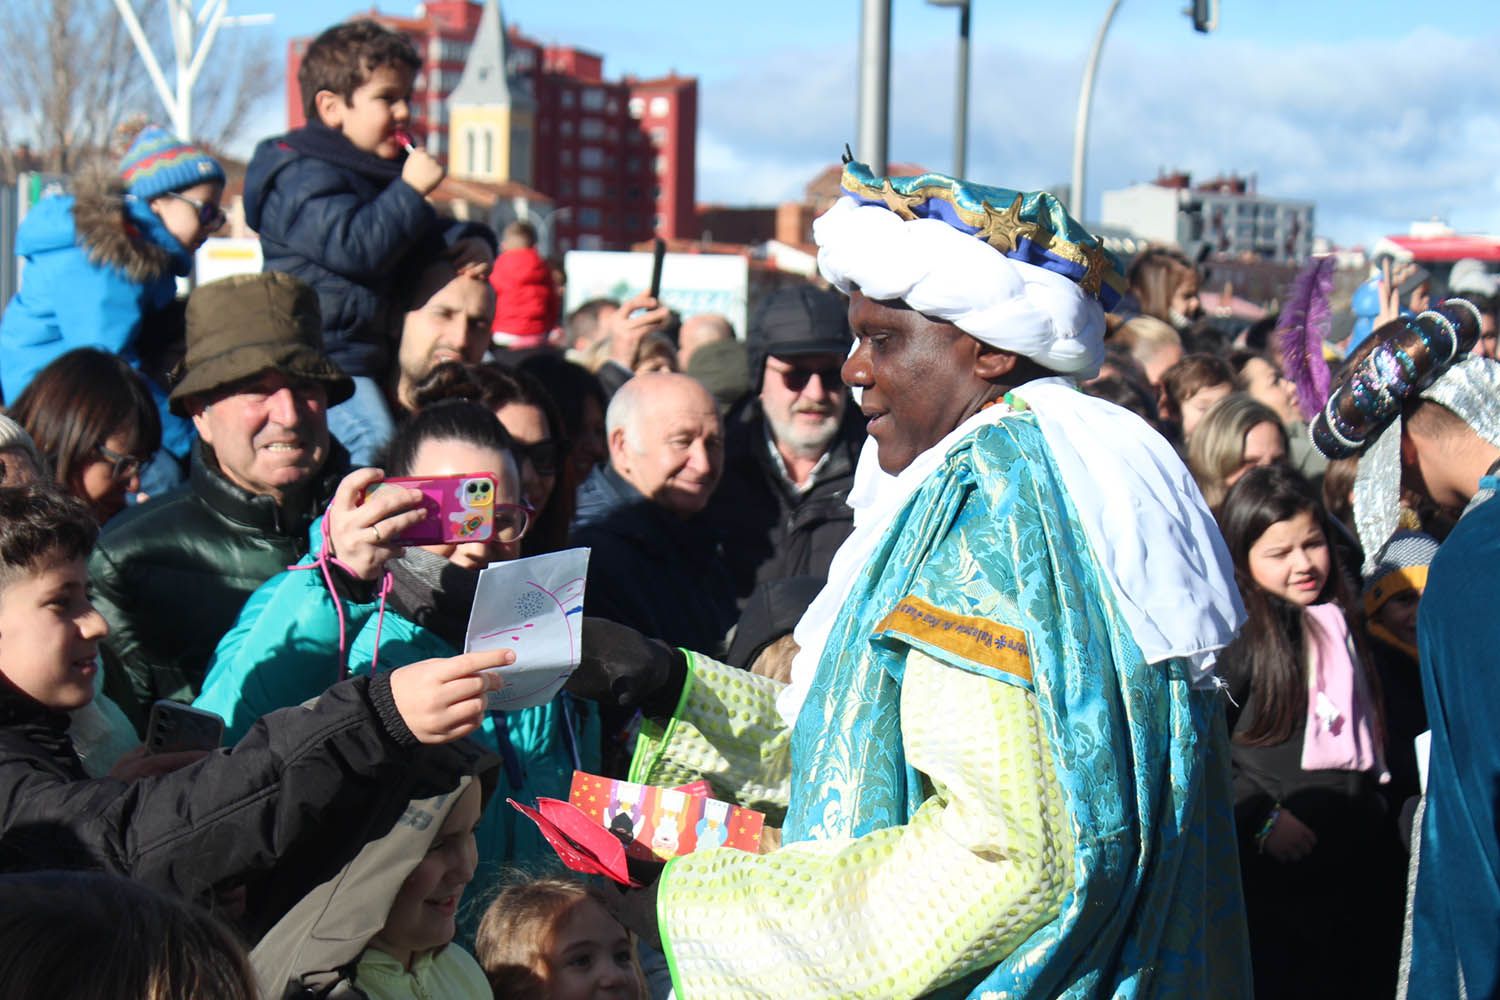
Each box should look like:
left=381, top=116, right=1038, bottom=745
left=0, top=0, right=274, bottom=178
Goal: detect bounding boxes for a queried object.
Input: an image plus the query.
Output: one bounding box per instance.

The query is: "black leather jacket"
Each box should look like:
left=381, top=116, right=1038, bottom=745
left=91, top=440, right=346, bottom=731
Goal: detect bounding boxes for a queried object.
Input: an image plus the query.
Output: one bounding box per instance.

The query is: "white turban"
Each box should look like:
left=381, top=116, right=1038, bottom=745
left=814, top=196, right=1107, bottom=378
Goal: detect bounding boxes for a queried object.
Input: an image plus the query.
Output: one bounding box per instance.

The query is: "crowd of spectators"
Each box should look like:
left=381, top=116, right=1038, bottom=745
left=0, top=14, right=1496, bottom=1000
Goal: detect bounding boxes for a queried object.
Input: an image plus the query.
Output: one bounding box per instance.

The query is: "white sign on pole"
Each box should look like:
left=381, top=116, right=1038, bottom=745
left=563, top=250, right=750, bottom=339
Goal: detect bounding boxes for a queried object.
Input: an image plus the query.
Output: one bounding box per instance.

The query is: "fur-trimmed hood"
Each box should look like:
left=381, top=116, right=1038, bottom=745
left=21, top=173, right=192, bottom=283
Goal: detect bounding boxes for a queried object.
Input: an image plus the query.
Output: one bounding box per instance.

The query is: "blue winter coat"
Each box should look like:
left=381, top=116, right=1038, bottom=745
left=243, top=124, right=438, bottom=378
left=0, top=179, right=193, bottom=454
left=194, top=520, right=600, bottom=884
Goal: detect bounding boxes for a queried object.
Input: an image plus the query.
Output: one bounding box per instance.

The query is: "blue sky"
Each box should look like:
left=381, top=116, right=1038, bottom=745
left=227, top=0, right=1500, bottom=247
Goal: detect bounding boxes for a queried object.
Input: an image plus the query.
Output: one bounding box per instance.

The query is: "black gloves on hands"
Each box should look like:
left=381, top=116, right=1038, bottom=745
left=567, top=617, right=688, bottom=719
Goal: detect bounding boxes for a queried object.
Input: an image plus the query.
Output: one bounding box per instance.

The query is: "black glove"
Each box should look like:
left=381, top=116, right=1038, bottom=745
left=567, top=617, right=688, bottom=718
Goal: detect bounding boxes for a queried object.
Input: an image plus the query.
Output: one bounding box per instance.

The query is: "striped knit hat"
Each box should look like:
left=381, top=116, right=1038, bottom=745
left=118, top=124, right=224, bottom=200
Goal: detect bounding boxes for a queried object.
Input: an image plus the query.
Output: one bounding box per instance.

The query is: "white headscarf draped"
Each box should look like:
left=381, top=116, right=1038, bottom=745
left=778, top=198, right=1244, bottom=726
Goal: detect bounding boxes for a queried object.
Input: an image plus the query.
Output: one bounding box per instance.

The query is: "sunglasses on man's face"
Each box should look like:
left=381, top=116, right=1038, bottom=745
left=166, top=191, right=226, bottom=233
left=774, top=364, right=844, bottom=393
left=512, top=439, right=562, bottom=477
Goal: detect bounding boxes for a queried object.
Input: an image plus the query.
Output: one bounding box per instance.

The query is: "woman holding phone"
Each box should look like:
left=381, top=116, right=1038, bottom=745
left=194, top=396, right=599, bottom=908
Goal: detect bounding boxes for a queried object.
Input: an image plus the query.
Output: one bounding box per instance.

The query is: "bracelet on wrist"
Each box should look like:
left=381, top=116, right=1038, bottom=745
left=1254, top=805, right=1281, bottom=852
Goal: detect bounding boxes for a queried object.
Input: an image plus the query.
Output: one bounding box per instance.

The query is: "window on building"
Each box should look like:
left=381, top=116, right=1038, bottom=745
left=511, top=127, right=531, bottom=183
left=560, top=120, right=574, bottom=137
left=578, top=234, right=604, bottom=251
left=650, top=127, right=668, bottom=147
left=559, top=179, right=575, bottom=197
left=560, top=149, right=573, bottom=167
left=606, top=98, right=619, bottom=115
left=578, top=207, right=602, bottom=229
left=579, top=118, right=605, bottom=140
left=579, top=147, right=606, bottom=170
left=465, top=129, right=477, bottom=177
left=579, top=177, right=604, bottom=199
left=629, top=97, right=645, bottom=119
left=650, top=96, right=670, bottom=118
left=581, top=88, right=606, bottom=111
left=561, top=89, right=575, bottom=108
left=483, top=129, right=494, bottom=175
left=606, top=126, right=618, bottom=142
left=654, top=154, right=668, bottom=175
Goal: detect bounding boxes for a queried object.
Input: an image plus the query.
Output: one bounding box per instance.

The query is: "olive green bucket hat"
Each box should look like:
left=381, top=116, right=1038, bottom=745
left=168, top=272, right=354, bottom=416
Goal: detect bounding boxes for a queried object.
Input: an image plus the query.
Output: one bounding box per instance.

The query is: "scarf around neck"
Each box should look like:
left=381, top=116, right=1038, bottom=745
left=778, top=380, right=1245, bottom=726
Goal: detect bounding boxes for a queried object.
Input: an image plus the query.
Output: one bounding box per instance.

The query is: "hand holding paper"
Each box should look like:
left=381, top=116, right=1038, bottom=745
left=464, top=548, right=589, bottom=711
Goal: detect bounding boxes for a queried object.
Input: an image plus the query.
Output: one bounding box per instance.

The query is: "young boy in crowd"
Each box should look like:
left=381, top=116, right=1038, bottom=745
left=0, top=486, right=508, bottom=940
left=1159, top=352, right=1236, bottom=444
left=244, top=19, right=488, bottom=464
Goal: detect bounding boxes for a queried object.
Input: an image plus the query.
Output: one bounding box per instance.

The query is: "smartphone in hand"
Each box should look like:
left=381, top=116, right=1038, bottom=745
left=367, top=473, right=498, bottom=545
left=145, top=701, right=224, bottom=755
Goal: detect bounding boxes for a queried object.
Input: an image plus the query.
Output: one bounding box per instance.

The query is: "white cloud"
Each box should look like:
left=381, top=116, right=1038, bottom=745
left=695, top=25, right=1500, bottom=246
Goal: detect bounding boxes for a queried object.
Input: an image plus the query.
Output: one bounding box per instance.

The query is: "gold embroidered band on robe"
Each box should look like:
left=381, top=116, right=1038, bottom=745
left=875, top=595, right=1032, bottom=685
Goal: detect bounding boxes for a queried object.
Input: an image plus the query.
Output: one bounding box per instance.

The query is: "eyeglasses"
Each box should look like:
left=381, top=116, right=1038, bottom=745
left=95, top=443, right=145, bottom=481
left=492, top=502, right=535, bottom=543
left=512, top=439, right=562, bottom=477
left=773, top=364, right=843, bottom=393
left=166, top=191, right=227, bottom=233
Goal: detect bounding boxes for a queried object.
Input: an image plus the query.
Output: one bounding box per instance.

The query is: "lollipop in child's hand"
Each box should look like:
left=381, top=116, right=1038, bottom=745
left=393, top=127, right=417, bottom=153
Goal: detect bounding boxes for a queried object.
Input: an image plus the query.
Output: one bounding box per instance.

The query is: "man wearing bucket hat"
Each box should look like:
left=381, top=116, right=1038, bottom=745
left=1308, top=301, right=1500, bottom=998
left=564, top=161, right=1251, bottom=997
left=90, top=272, right=352, bottom=730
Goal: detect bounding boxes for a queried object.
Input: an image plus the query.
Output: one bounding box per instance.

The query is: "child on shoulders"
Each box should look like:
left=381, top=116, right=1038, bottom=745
left=245, top=19, right=487, bottom=464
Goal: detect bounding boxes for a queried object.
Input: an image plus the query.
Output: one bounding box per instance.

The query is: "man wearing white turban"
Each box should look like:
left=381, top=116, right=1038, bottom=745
left=568, top=161, right=1252, bottom=998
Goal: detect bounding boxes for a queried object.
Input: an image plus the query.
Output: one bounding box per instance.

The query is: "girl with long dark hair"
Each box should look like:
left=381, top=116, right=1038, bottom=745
left=1216, top=464, right=1404, bottom=999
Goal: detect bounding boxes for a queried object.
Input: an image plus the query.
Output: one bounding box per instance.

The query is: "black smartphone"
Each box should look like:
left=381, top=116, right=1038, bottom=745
left=648, top=237, right=666, bottom=300
left=145, top=700, right=225, bottom=754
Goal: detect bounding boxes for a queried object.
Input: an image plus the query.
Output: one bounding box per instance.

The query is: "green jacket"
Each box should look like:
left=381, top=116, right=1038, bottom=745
left=90, top=441, right=344, bottom=731
left=195, top=528, right=599, bottom=880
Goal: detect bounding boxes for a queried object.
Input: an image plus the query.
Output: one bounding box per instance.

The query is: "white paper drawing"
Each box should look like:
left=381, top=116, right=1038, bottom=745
left=464, top=548, right=590, bottom=711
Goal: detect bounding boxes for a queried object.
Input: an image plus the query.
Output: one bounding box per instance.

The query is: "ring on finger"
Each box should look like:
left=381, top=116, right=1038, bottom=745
left=371, top=523, right=382, bottom=544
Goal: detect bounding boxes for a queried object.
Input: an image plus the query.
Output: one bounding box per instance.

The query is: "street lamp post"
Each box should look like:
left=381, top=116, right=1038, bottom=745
left=856, top=0, right=891, bottom=173
left=1069, top=0, right=1122, bottom=225
left=927, top=0, right=971, bottom=178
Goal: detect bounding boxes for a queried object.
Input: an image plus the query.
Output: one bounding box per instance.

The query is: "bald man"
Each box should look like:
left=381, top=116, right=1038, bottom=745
left=569, top=373, right=737, bottom=654
left=677, top=312, right=734, bottom=369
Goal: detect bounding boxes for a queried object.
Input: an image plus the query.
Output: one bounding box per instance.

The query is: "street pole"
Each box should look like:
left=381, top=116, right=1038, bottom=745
left=953, top=1, right=970, bottom=177
left=856, top=0, right=891, bottom=173
left=1069, top=0, right=1122, bottom=223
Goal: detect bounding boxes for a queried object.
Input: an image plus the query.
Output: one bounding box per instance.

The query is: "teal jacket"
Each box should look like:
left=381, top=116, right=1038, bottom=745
left=195, top=524, right=600, bottom=882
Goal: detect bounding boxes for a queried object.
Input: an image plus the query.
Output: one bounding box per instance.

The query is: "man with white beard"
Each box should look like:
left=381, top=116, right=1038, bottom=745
left=702, top=285, right=865, bottom=606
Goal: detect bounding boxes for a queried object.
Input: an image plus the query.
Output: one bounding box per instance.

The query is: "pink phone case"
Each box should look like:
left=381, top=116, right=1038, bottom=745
left=370, top=473, right=497, bottom=545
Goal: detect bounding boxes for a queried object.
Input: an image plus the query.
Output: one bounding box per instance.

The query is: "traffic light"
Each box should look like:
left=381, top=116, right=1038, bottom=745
left=1188, top=0, right=1218, bottom=33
